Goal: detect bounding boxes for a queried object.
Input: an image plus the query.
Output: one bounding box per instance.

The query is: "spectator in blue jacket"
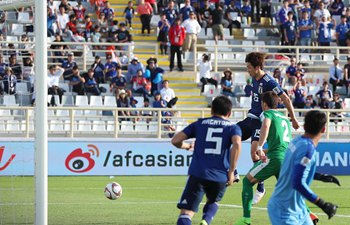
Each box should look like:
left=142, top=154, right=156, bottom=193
left=329, top=0, right=345, bottom=17
left=127, top=57, right=144, bottom=83
left=85, top=69, right=100, bottom=96
left=336, top=15, right=350, bottom=49
left=146, top=57, right=165, bottom=95
left=179, top=0, right=195, bottom=21
left=318, top=15, right=335, bottom=53
left=283, top=11, right=297, bottom=52
left=298, top=11, right=313, bottom=53
left=276, top=0, right=292, bottom=45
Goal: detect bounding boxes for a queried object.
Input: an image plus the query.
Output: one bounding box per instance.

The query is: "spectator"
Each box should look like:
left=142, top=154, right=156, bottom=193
left=145, top=0, right=157, bottom=14
left=146, top=57, right=165, bottom=94
left=261, top=0, right=272, bottom=19
left=317, top=15, right=334, bottom=52
left=2, top=67, right=17, bottom=95
left=91, top=55, right=105, bottom=84
left=117, top=89, right=131, bottom=121
left=132, top=69, right=152, bottom=97
left=59, top=0, right=72, bottom=12
left=276, top=0, right=292, bottom=45
left=292, top=80, right=307, bottom=109
left=48, top=65, right=65, bottom=106
left=313, top=2, right=331, bottom=25
left=241, top=0, right=252, bottom=20
left=179, top=0, right=195, bottom=21
left=210, top=3, right=225, bottom=43
left=0, top=54, right=7, bottom=77
left=343, top=56, right=350, bottom=96
left=111, top=67, right=127, bottom=96
left=163, top=1, right=178, bottom=26
left=198, top=53, right=218, bottom=93
left=115, top=23, right=131, bottom=52
left=298, top=11, right=313, bottom=53
left=304, top=98, right=313, bottom=109
left=104, top=54, right=119, bottom=82
left=286, top=57, right=297, bottom=85
left=157, top=13, right=171, bottom=55
left=336, top=15, right=350, bottom=51
left=329, top=57, right=343, bottom=92
left=8, top=55, right=22, bottom=81
left=181, top=11, right=201, bottom=53
left=168, top=18, right=185, bottom=72
left=66, top=14, right=78, bottom=35
left=295, top=62, right=306, bottom=86
left=47, top=6, right=56, bottom=37
left=198, top=0, right=212, bottom=35
left=70, top=65, right=85, bottom=95
left=22, top=57, right=34, bottom=84
left=56, top=6, right=70, bottom=33
left=137, top=0, right=153, bottom=35
left=5, top=44, right=17, bottom=57
left=244, top=78, right=253, bottom=97
left=97, top=12, right=109, bottom=33
left=62, top=52, right=77, bottom=81
left=102, top=1, right=114, bottom=24
left=329, top=0, right=344, bottom=17
left=123, top=1, right=136, bottom=29
left=130, top=97, right=140, bottom=121
left=301, top=0, right=312, bottom=17
left=283, top=11, right=297, bottom=53
left=50, top=34, right=68, bottom=63
left=153, top=91, right=166, bottom=108
left=316, top=81, right=333, bottom=108
left=91, top=25, right=102, bottom=52
left=225, top=0, right=242, bottom=34
left=273, top=67, right=285, bottom=87
left=127, top=57, right=144, bottom=83
left=141, top=98, right=153, bottom=122
left=85, top=69, right=100, bottom=96
left=153, top=92, right=175, bottom=136
left=221, top=68, right=234, bottom=97
left=160, top=80, right=178, bottom=108
left=329, top=92, right=344, bottom=123
left=250, top=0, right=261, bottom=24
left=305, top=94, right=317, bottom=108
left=73, top=1, right=86, bottom=22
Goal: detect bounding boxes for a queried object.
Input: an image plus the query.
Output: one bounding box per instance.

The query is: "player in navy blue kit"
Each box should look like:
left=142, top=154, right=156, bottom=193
left=172, top=96, right=242, bottom=225
left=237, top=52, right=299, bottom=204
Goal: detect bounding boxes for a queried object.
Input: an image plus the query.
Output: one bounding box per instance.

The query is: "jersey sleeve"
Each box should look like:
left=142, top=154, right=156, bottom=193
left=267, top=79, right=284, bottom=96
left=182, top=121, right=197, bottom=139
left=292, top=142, right=318, bottom=203
left=263, top=111, right=273, bottom=120
left=230, top=125, right=242, bottom=138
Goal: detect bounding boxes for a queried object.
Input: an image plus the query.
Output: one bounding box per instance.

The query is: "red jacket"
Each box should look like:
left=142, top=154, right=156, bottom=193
left=168, top=25, right=186, bottom=46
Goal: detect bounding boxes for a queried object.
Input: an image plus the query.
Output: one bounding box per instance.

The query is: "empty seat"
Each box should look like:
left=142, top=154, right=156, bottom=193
left=344, top=98, right=350, bottom=109
left=61, top=95, right=74, bottom=106
left=6, top=120, right=20, bottom=131
left=106, top=121, right=116, bottom=131
left=243, top=29, right=256, bottom=39
left=135, top=121, right=148, bottom=132
left=89, top=96, right=103, bottom=106
left=16, top=83, right=29, bottom=94
left=239, top=96, right=252, bottom=108
left=120, top=121, right=134, bottom=132
left=99, top=83, right=113, bottom=96
left=75, top=95, right=89, bottom=106
left=60, top=83, right=70, bottom=92
left=3, top=95, right=17, bottom=106
left=49, top=120, right=64, bottom=131
left=203, top=84, right=220, bottom=97
left=92, top=120, right=106, bottom=132
left=78, top=120, right=92, bottom=132
left=11, top=23, right=24, bottom=35
left=103, top=96, right=117, bottom=107
left=148, top=121, right=158, bottom=132
left=308, top=86, right=320, bottom=96
left=17, top=12, right=31, bottom=23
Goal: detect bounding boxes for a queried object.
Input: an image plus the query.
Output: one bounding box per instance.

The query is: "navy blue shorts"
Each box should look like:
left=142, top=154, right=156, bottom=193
left=237, top=117, right=262, bottom=142
left=177, top=175, right=227, bottom=212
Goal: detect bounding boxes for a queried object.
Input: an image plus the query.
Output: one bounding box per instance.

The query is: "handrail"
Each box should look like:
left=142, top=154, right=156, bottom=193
left=0, top=106, right=349, bottom=139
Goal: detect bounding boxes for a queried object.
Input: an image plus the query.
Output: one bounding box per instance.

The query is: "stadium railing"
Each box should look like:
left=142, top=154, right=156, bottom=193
left=0, top=106, right=349, bottom=139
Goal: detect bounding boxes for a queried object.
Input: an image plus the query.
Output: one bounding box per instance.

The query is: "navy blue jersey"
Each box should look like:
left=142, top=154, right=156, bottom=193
left=182, top=116, right=242, bottom=182
left=249, top=74, right=284, bottom=117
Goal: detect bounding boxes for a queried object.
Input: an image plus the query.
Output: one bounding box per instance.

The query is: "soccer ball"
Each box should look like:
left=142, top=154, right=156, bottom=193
left=104, top=182, right=122, bottom=200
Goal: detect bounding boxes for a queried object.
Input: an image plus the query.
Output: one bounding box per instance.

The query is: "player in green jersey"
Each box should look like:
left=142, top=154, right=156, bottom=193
left=234, top=91, right=292, bottom=225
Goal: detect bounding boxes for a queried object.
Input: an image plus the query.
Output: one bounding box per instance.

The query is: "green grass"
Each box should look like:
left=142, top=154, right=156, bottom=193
left=0, top=176, right=350, bottom=224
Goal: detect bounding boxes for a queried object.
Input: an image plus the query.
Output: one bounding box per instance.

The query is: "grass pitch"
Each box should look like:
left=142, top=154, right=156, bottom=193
left=0, top=176, right=350, bottom=224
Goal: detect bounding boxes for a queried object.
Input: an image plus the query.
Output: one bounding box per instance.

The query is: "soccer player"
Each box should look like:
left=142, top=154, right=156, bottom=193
left=172, top=96, right=242, bottom=225
left=235, top=91, right=292, bottom=225
left=237, top=52, right=299, bottom=203
left=268, top=110, right=338, bottom=225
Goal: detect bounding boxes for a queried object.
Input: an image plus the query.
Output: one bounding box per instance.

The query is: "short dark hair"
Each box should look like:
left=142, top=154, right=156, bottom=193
left=211, top=96, right=232, bottom=116
left=304, top=110, right=326, bottom=135
left=261, top=91, right=278, bottom=109
left=287, top=11, right=294, bottom=16
left=245, top=52, right=266, bottom=69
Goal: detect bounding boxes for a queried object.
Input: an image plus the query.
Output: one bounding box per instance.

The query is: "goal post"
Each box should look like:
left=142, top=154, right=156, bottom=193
left=34, top=0, right=48, bottom=224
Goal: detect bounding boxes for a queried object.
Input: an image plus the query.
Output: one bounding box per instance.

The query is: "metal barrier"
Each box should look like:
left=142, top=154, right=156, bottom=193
left=0, top=106, right=349, bottom=139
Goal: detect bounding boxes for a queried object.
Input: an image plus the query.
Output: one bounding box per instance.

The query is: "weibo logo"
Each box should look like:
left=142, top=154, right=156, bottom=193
left=65, top=144, right=99, bottom=173
left=0, top=146, right=16, bottom=171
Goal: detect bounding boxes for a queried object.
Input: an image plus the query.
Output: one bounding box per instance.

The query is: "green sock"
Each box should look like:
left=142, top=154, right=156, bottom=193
left=242, top=177, right=253, bottom=218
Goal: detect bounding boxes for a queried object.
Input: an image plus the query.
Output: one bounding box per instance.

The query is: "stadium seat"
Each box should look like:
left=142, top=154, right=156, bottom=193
left=217, top=40, right=229, bottom=51
left=49, top=120, right=64, bottom=132
left=103, top=96, right=117, bottom=107
left=223, top=29, right=233, bottom=39
left=312, top=75, right=324, bottom=85
left=6, top=35, right=18, bottom=43
left=61, top=95, right=74, bottom=106
left=99, top=83, right=113, bottom=96
left=88, top=96, right=103, bottom=116
left=106, top=121, right=116, bottom=132
left=59, top=82, right=70, bottom=93
left=133, top=96, right=144, bottom=108
left=235, top=53, right=246, bottom=63
left=344, top=98, right=350, bottom=109
left=3, top=95, right=17, bottom=106
left=135, top=121, right=148, bottom=132
left=92, top=120, right=106, bottom=132
left=308, top=86, right=320, bottom=96
left=0, top=121, right=5, bottom=132
left=21, top=120, right=34, bottom=132
left=203, top=84, right=220, bottom=97
left=233, top=111, right=244, bottom=119
left=239, top=96, right=251, bottom=108
left=205, top=40, right=216, bottom=52
left=148, top=121, right=158, bottom=132
left=120, top=121, right=134, bottom=132
left=233, top=72, right=247, bottom=85
left=16, top=83, right=29, bottom=95
left=17, top=12, right=31, bottom=23
left=0, top=109, right=12, bottom=120
left=242, top=41, right=254, bottom=52
left=6, top=12, right=17, bottom=22
left=78, top=120, right=92, bottom=132
left=6, top=120, right=20, bottom=132
left=56, top=109, right=70, bottom=117
left=11, top=23, right=24, bottom=36
left=243, top=29, right=256, bottom=40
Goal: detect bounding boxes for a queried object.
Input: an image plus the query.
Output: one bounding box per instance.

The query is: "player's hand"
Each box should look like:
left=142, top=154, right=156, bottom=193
left=187, top=142, right=195, bottom=151
left=226, top=170, right=234, bottom=186
left=291, top=118, right=300, bottom=130
left=318, top=174, right=341, bottom=186
left=315, top=198, right=338, bottom=219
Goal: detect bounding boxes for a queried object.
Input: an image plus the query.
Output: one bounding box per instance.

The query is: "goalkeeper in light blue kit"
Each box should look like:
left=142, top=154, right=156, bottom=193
left=268, top=110, right=338, bottom=225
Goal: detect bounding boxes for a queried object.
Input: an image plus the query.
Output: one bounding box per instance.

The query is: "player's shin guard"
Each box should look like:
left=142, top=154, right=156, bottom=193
left=177, top=214, right=192, bottom=225
left=202, top=202, right=218, bottom=224
left=242, top=177, right=253, bottom=218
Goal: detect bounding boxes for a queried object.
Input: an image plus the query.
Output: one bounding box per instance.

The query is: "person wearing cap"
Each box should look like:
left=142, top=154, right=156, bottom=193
left=90, top=55, right=105, bottom=84
left=181, top=11, right=201, bottom=53
left=127, top=57, right=145, bottom=83
left=343, top=56, right=350, bottom=96
left=221, top=68, right=235, bottom=97
left=168, top=18, right=185, bottom=72
left=3, top=67, right=17, bottom=95
left=70, top=65, right=85, bottom=95
left=329, top=58, right=343, bottom=92
left=61, top=52, right=77, bottom=81
left=117, top=89, right=131, bottom=121
left=85, top=69, right=100, bottom=96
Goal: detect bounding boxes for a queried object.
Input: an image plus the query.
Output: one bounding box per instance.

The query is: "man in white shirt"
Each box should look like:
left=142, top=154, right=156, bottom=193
left=48, top=65, right=65, bottom=106
left=160, top=80, right=178, bottom=108
left=181, top=12, right=201, bottom=52
left=313, top=2, right=331, bottom=25
left=329, top=58, right=343, bottom=92
left=56, top=6, right=69, bottom=33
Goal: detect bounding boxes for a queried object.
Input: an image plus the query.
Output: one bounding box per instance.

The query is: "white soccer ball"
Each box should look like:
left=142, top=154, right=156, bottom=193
left=104, top=182, right=122, bottom=200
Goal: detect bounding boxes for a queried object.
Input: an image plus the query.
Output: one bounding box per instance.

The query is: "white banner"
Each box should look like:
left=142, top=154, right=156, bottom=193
left=0, top=140, right=253, bottom=176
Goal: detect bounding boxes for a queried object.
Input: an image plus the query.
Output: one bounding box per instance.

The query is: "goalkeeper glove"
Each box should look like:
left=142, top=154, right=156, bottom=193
left=314, top=173, right=341, bottom=186
left=315, top=198, right=338, bottom=219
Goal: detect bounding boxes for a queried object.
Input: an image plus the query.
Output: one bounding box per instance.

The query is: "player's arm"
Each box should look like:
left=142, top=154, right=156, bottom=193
left=227, top=135, right=242, bottom=186
left=279, top=92, right=299, bottom=129
left=292, top=147, right=337, bottom=219
left=257, top=117, right=271, bottom=159
left=314, top=172, right=341, bottom=186
left=171, top=132, right=193, bottom=151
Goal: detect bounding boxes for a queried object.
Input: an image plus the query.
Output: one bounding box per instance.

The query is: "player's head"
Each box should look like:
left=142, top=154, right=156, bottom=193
left=261, top=91, right=278, bottom=110
left=211, top=96, right=232, bottom=117
left=304, top=110, right=326, bottom=135
left=245, top=52, right=266, bottom=78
